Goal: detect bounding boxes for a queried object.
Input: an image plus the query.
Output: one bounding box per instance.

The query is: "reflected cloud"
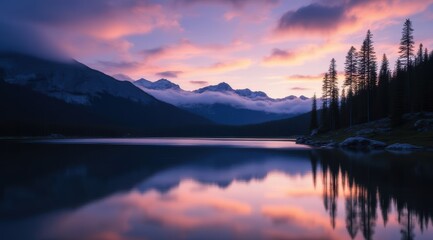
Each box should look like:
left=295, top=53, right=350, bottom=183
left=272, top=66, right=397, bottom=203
left=261, top=205, right=341, bottom=228
left=2, top=143, right=433, bottom=240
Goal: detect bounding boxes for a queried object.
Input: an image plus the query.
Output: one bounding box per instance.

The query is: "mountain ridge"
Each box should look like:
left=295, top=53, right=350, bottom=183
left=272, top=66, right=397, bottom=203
left=134, top=78, right=309, bottom=102
left=132, top=78, right=312, bottom=125
left=0, top=53, right=212, bottom=136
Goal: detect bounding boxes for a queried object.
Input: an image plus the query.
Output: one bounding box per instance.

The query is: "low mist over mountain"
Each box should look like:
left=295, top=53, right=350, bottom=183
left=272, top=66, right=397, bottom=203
left=132, top=78, right=311, bottom=125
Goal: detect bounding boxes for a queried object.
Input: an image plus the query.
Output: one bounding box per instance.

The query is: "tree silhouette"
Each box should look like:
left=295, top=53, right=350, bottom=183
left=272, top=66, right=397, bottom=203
left=344, top=46, right=357, bottom=127
left=340, top=88, right=348, bottom=128
left=399, top=19, right=415, bottom=69
left=328, top=58, right=339, bottom=130
left=321, top=73, right=330, bottom=131
left=358, top=30, right=377, bottom=122
left=416, top=43, right=424, bottom=65
left=310, top=93, right=319, bottom=131
left=309, top=18, right=433, bottom=133
left=377, top=54, right=390, bottom=118
left=399, top=19, right=415, bottom=112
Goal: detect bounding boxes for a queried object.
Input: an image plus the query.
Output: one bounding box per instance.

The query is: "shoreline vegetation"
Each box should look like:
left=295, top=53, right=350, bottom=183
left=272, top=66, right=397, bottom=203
left=297, top=112, right=433, bottom=151
left=306, top=19, right=433, bottom=150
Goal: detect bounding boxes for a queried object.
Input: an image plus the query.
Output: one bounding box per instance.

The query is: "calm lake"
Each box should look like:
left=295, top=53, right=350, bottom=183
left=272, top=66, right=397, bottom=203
left=1, top=138, right=433, bottom=240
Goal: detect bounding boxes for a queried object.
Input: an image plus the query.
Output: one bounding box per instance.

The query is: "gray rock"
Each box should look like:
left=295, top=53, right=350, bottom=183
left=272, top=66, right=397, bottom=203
left=295, top=137, right=311, bottom=144
left=414, top=119, right=433, bottom=132
left=339, top=137, right=386, bottom=150
left=321, top=142, right=338, bottom=149
left=356, top=128, right=375, bottom=136
left=310, top=129, right=319, bottom=136
left=386, top=143, right=423, bottom=151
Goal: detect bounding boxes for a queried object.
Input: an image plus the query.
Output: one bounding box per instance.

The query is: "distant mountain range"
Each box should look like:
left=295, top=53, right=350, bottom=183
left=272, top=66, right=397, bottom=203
left=0, top=53, right=312, bottom=137
left=131, top=78, right=311, bottom=125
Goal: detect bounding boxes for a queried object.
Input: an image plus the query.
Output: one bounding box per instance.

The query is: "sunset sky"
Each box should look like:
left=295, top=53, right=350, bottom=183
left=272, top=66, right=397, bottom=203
left=1, top=0, right=433, bottom=98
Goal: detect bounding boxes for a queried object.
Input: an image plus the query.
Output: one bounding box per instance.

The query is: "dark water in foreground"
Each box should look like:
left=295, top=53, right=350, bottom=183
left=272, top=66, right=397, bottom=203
left=1, top=138, right=433, bottom=240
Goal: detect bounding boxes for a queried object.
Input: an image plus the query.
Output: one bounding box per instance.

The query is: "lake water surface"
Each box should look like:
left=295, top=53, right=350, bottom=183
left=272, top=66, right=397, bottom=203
left=1, top=138, right=433, bottom=240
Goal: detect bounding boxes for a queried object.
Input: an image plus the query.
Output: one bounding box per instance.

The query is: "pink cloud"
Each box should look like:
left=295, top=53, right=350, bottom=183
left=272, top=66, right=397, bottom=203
left=204, top=58, right=252, bottom=73
left=263, top=41, right=345, bottom=66
left=287, top=71, right=345, bottom=82
left=95, top=57, right=252, bottom=80
left=141, top=39, right=250, bottom=61
left=172, top=0, right=279, bottom=8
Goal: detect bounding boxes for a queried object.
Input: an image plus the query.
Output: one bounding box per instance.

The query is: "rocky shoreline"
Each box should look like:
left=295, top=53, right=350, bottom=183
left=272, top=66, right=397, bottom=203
left=296, top=136, right=431, bottom=152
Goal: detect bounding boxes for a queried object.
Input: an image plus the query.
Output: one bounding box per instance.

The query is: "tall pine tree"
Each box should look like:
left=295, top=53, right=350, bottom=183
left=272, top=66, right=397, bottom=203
left=358, top=30, right=377, bottom=122
left=310, top=93, right=319, bottom=131
left=399, top=19, right=415, bottom=69
left=377, top=54, right=390, bottom=118
left=399, top=19, right=415, bottom=112
left=416, top=43, right=423, bottom=66
left=321, top=73, right=330, bottom=131
left=344, top=46, right=357, bottom=127
left=328, top=58, right=340, bottom=130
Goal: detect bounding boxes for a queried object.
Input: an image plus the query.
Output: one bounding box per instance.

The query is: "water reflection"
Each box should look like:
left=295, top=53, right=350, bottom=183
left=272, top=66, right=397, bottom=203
left=32, top=138, right=309, bottom=149
left=316, top=150, right=433, bottom=240
left=0, top=140, right=433, bottom=240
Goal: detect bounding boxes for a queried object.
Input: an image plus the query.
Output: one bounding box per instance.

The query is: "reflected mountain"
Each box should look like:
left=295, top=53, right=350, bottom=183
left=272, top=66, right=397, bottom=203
left=1, top=140, right=433, bottom=240
left=0, top=142, right=309, bottom=219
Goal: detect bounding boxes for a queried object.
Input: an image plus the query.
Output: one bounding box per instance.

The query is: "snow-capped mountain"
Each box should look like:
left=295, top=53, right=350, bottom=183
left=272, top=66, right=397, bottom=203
left=133, top=79, right=312, bottom=125
left=135, top=78, right=180, bottom=91
left=193, top=82, right=271, bottom=101
left=0, top=54, right=156, bottom=106
left=0, top=53, right=210, bottom=135
left=194, top=82, right=233, bottom=94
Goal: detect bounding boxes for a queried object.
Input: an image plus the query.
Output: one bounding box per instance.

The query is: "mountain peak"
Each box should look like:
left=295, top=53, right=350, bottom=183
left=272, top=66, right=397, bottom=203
left=235, top=88, right=269, bottom=99
left=216, top=82, right=232, bottom=89
left=194, top=82, right=233, bottom=94
left=134, top=78, right=180, bottom=90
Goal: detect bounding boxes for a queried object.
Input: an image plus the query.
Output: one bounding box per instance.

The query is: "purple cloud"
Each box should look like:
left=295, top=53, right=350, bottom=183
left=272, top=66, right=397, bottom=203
left=277, top=3, right=346, bottom=33
left=190, top=80, right=209, bottom=85
left=172, top=0, right=278, bottom=8
left=156, top=71, right=183, bottom=78
left=0, top=0, right=178, bottom=59
left=290, top=87, right=309, bottom=91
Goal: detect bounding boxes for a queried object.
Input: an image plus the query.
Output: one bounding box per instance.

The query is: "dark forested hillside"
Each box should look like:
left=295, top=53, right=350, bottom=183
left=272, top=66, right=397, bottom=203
left=311, top=19, right=433, bottom=134
left=0, top=81, right=212, bottom=136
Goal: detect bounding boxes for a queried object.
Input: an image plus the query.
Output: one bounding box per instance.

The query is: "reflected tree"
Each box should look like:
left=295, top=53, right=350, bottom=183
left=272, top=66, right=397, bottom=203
left=312, top=149, right=433, bottom=240
left=310, top=152, right=318, bottom=188
left=399, top=208, right=416, bottom=240
left=379, top=190, right=391, bottom=226
left=346, top=184, right=359, bottom=239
